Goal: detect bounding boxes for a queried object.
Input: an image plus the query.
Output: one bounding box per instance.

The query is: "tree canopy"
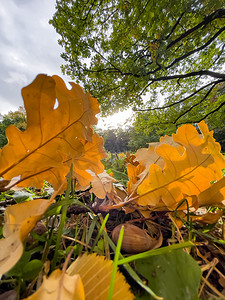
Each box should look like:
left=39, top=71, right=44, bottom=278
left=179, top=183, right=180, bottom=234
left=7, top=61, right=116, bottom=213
left=51, top=0, right=225, bottom=129
left=0, top=107, right=26, bottom=148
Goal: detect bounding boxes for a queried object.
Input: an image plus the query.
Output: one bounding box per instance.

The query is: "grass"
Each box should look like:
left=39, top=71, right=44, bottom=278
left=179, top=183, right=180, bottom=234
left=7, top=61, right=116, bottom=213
left=0, top=155, right=225, bottom=299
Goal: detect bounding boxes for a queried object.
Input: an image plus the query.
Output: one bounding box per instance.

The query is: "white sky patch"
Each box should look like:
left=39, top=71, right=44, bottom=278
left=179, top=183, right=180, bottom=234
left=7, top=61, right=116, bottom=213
left=97, top=108, right=134, bottom=129
left=4, top=71, right=29, bottom=85
left=0, top=0, right=133, bottom=129
left=0, top=0, right=71, bottom=115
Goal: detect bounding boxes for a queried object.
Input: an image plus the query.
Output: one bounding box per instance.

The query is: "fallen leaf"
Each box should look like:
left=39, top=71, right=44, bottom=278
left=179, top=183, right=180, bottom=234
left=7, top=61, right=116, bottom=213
left=0, top=75, right=105, bottom=191
left=127, top=163, right=145, bottom=195
left=67, top=253, right=134, bottom=300
left=89, top=170, right=115, bottom=199
left=198, top=176, right=225, bottom=207
left=0, top=199, right=53, bottom=275
left=136, top=121, right=225, bottom=210
left=24, top=269, right=85, bottom=300
left=190, top=209, right=223, bottom=224
left=72, top=133, right=107, bottom=187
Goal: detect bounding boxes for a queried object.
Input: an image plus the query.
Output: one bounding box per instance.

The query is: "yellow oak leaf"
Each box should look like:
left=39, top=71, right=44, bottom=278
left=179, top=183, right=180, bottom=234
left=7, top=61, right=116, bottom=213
left=127, top=136, right=185, bottom=196
left=198, top=176, right=225, bottom=207
left=0, top=199, right=53, bottom=275
left=0, top=74, right=105, bottom=191
left=67, top=253, right=134, bottom=300
left=127, top=163, right=145, bottom=195
left=72, top=133, right=107, bottom=187
left=136, top=121, right=225, bottom=210
left=24, top=270, right=85, bottom=300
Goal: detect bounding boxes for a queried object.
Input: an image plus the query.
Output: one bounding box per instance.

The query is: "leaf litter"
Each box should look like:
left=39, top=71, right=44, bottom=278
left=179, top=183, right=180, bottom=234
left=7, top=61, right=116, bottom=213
left=0, top=74, right=225, bottom=299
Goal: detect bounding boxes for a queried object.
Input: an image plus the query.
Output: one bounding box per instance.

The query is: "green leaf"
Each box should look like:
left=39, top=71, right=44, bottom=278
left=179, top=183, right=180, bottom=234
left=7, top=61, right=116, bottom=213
left=13, top=191, right=34, bottom=203
left=22, top=259, right=43, bottom=281
left=135, top=249, right=202, bottom=300
left=5, top=251, right=31, bottom=277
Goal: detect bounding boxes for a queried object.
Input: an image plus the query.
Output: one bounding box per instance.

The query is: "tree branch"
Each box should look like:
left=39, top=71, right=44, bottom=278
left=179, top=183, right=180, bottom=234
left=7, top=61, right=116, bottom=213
left=177, top=101, right=225, bottom=125
left=133, top=80, right=223, bottom=112
left=173, top=83, right=217, bottom=123
left=164, top=11, right=186, bottom=40
left=145, top=70, right=225, bottom=81
left=166, top=26, right=225, bottom=70
left=167, top=8, right=225, bottom=49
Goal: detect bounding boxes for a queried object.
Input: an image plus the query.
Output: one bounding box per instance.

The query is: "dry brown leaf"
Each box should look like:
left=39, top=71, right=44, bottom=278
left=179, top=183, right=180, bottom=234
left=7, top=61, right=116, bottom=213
left=135, top=121, right=225, bottom=210
left=24, top=269, right=85, bottom=300
left=0, top=74, right=105, bottom=191
left=0, top=199, right=53, bottom=275
left=191, top=209, right=223, bottom=224
left=173, top=209, right=223, bottom=227
left=89, top=171, right=115, bottom=199
left=67, top=253, right=134, bottom=300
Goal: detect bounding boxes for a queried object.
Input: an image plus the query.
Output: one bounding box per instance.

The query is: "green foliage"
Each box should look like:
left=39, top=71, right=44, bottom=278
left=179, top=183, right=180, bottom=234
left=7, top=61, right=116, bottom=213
left=0, top=106, right=26, bottom=148
left=213, top=126, right=225, bottom=152
left=97, top=126, right=160, bottom=153
left=51, top=0, right=225, bottom=129
left=134, top=249, right=202, bottom=300
left=102, top=152, right=127, bottom=172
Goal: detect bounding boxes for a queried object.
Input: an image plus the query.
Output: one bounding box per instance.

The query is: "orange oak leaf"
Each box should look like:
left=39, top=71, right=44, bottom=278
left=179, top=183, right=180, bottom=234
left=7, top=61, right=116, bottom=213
left=0, top=75, right=106, bottom=191
left=198, top=176, right=225, bottom=207
left=126, top=136, right=185, bottom=196
left=0, top=199, right=53, bottom=275
left=135, top=121, right=225, bottom=210
left=127, top=163, right=145, bottom=195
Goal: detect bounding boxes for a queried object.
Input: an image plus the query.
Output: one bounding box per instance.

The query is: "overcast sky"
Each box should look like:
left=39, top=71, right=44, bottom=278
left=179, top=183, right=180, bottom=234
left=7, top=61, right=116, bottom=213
left=0, top=0, right=131, bottom=128
left=0, top=0, right=72, bottom=112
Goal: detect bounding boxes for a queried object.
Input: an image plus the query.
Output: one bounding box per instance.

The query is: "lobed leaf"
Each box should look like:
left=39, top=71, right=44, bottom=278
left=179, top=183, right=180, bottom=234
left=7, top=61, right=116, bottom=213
left=131, top=121, right=225, bottom=209
left=0, top=74, right=106, bottom=191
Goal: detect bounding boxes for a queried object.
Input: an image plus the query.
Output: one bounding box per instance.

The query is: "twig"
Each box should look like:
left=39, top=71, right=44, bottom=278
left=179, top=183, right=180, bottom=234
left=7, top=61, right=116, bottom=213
left=200, top=276, right=225, bottom=299
left=62, top=234, right=92, bottom=249
left=199, top=258, right=219, bottom=297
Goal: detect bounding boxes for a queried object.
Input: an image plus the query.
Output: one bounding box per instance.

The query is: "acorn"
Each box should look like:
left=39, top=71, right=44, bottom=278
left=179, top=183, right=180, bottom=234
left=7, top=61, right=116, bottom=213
left=112, top=223, right=162, bottom=254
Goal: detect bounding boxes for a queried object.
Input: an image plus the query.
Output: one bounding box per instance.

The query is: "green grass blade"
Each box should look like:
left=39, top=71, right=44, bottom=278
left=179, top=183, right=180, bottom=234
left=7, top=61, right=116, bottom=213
left=51, top=165, right=73, bottom=270
left=90, top=213, right=109, bottom=253
left=100, top=226, right=162, bottom=300
left=117, top=241, right=194, bottom=265
left=87, top=215, right=97, bottom=245
left=108, top=225, right=124, bottom=300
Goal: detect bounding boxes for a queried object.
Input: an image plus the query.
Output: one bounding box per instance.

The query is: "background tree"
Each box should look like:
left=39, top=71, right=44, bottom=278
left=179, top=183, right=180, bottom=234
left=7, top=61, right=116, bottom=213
left=51, top=0, right=225, bottom=130
left=96, top=126, right=160, bottom=153
left=0, top=107, right=26, bottom=148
